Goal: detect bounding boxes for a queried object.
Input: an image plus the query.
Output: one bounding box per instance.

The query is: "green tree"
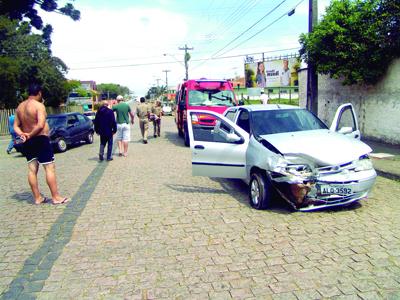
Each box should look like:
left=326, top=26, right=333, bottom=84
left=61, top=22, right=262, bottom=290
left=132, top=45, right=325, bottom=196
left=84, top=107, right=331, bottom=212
left=299, top=0, right=400, bottom=85
left=64, top=79, right=81, bottom=93
left=97, top=83, right=131, bottom=99
left=145, top=85, right=166, bottom=100
left=0, top=1, right=80, bottom=30
left=0, top=17, right=69, bottom=108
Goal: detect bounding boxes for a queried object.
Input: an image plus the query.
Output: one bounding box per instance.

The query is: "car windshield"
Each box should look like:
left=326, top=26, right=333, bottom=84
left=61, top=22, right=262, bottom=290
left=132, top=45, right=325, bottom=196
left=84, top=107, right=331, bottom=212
left=188, top=90, right=235, bottom=107
left=252, top=109, right=328, bottom=135
left=47, top=116, right=66, bottom=128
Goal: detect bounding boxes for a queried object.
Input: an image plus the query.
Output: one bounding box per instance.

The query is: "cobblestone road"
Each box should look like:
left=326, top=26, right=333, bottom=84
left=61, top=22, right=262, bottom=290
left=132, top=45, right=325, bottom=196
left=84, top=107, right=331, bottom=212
left=0, top=115, right=399, bottom=299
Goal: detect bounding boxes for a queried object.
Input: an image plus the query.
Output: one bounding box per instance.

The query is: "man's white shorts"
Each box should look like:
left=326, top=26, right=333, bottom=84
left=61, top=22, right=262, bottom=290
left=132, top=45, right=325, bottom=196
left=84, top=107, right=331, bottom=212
left=116, top=123, right=130, bottom=141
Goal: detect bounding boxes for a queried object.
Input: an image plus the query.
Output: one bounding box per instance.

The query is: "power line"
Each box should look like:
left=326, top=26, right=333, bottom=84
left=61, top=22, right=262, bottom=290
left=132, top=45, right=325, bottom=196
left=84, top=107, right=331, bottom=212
left=191, top=0, right=289, bottom=71
left=211, top=0, right=288, bottom=58
left=215, top=0, right=306, bottom=58
left=69, top=47, right=300, bottom=70
left=206, top=0, right=257, bottom=42
left=192, top=0, right=260, bottom=59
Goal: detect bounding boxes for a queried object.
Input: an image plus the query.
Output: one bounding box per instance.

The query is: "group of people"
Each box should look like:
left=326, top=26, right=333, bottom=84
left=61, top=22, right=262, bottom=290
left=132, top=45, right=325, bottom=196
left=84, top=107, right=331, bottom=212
left=93, top=95, right=163, bottom=161
left=7, top=84, right=164, bottom=206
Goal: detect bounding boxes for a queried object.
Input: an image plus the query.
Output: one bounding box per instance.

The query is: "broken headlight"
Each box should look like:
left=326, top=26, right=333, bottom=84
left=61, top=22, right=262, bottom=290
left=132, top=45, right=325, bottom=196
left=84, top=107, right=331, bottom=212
left=285, top=164, right=313, bottom=177
left=354, top=156, right=373, bottom=172
left=273, top=157, right=313, bottom=178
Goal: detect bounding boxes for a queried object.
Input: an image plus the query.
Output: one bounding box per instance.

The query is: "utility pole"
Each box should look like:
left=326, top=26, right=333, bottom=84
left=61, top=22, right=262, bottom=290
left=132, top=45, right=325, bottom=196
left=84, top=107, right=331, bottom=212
left=156, top=78, right=161, bottom=88
left=162, top=70, right=170, bottom=90
left=179, top=44, right=193, bottom=80
left=307, top=0, right=318, bottom=115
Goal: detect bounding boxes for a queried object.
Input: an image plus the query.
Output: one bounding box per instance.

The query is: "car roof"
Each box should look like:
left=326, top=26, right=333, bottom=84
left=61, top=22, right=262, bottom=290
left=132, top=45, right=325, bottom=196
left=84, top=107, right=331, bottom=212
left=47, top=112, right=80, bottom=117
left=233, top=104, right=302, bottom=112
left=187, top=78, right=229, bottom=83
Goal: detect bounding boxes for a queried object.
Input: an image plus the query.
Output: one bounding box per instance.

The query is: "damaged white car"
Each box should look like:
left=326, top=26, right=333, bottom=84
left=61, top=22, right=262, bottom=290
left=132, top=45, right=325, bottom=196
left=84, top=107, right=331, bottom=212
left=187, top=104, right=377, bottom=211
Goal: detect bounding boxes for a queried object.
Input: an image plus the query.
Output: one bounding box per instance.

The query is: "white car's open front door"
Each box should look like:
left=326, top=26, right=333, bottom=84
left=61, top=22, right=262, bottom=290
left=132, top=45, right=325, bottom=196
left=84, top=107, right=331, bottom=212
left=187, top=110, right=248, bottom=179
left=330, top=103, right=361, bottom=139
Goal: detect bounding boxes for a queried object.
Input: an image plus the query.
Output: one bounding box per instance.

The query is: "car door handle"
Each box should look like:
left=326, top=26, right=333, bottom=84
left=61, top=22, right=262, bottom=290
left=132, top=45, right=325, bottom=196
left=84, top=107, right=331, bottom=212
left=194, top=145, right=205, bottom=150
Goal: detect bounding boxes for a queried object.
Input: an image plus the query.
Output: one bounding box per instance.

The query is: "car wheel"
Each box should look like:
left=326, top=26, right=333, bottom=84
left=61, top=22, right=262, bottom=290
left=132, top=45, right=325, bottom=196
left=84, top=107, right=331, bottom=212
left=56, top=138, right=67, bottom=152
left=86, top=132, right=94, bottom=144
left=249, top=172, right=272, bottom=209
left=184, top=123, right=190, bottom=147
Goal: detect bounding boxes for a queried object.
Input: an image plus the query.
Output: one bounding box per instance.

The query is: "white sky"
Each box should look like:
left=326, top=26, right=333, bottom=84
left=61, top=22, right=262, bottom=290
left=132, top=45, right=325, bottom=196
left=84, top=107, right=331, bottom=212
left=41, top=0, right=331, bottom=96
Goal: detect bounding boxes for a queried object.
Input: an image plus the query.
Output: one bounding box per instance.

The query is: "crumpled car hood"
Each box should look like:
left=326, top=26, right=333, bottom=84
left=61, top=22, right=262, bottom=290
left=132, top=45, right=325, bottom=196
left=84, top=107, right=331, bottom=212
left=261, top=129, right=372, bottom=166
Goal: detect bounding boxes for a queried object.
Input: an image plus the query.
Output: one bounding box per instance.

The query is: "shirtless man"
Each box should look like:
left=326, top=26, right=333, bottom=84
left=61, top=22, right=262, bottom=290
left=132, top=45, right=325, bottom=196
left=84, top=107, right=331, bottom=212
left=14, top=84, right=70, bottom=205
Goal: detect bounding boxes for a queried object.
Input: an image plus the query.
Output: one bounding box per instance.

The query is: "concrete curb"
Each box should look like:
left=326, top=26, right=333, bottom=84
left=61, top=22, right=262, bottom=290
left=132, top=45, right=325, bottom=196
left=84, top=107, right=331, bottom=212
left=376, top=170, right=400, bottom=182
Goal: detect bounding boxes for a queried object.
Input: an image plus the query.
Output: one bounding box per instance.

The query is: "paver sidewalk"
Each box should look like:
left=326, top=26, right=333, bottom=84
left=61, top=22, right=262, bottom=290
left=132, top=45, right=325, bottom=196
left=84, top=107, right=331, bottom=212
left=0, top=117, right=399, bottom=299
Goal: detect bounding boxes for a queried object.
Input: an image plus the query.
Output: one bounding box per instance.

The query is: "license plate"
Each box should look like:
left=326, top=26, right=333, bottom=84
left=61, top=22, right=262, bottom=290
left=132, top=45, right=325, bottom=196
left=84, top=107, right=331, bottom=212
left=320, top=184, right=353, bottom=195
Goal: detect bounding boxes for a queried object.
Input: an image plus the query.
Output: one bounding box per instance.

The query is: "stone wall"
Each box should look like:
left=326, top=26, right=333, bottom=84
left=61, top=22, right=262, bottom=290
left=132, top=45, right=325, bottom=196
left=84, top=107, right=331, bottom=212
left=298, top=59, right=400, bottom=145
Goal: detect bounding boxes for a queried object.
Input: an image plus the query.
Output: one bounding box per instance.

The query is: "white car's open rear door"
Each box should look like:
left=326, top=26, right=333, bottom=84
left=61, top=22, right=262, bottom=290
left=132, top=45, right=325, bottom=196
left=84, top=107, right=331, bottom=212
left=187, top=110, right=248, bottom=179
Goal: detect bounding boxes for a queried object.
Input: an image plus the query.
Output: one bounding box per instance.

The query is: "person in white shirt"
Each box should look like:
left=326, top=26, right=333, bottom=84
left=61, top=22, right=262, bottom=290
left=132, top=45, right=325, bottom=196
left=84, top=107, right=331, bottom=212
left=280, top=59, right=291, bottom=86
left=260, top=91, right=269, bottom=105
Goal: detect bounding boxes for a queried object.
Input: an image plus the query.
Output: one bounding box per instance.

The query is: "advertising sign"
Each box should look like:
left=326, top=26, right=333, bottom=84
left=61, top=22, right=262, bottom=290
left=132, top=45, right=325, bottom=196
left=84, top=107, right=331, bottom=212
left=245, top=58, right=299, bottom=88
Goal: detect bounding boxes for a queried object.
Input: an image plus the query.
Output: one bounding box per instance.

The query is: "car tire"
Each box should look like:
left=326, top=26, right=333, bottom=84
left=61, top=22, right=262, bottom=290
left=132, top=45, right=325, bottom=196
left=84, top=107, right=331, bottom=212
left=56, top=138, right=67, bottom=152
left=86, top=132, right=94, bottom=144
left=249, top=172, right=272, bottom=209
left=184, top=123, right=190, bottom=147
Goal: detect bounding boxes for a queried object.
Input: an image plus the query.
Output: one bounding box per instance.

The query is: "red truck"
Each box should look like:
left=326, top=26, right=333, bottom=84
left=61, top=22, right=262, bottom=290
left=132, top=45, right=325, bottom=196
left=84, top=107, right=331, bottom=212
left=175, top=79, right=238, bottom=146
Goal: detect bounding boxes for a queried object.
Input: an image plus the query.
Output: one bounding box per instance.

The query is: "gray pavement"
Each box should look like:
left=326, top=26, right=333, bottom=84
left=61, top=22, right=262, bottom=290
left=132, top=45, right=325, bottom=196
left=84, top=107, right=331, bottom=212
left=0, top=116, right=400, bottom=299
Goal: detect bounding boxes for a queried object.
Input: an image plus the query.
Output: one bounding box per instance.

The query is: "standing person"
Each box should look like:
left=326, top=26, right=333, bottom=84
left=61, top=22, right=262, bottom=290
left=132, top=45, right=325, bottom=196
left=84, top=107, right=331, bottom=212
left=256, top=62, right=266, bottom=88
left=94, top=101, right=117, bottom=161
left=14, top=83, right=70, bottom=205
left=280, top=59, right=291, bottom=87
left=112, top=95, right=134, bottom=157
left=260, top=91, right=269, bottom=105
left=151, top=100, right=163, bottom=138
left=6, top=114, right=16, bottom=154
left=136, top=97, right=150, bottom=144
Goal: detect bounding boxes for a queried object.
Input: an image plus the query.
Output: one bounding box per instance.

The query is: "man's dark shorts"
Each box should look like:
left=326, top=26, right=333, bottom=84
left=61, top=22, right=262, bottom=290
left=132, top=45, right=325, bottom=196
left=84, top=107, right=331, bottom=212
left=23, top=135, right=55, bottom=164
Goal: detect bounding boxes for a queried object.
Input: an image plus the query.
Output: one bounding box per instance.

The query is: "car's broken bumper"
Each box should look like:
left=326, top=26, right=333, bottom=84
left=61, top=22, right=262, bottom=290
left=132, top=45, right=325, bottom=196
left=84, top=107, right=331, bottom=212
left=270, top=169, right=377, bottom=211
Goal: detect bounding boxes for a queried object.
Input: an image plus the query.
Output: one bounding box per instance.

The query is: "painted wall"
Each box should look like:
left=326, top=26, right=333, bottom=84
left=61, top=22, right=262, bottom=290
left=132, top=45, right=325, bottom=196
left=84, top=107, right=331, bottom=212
left=298, top=59, right=400, bottom=145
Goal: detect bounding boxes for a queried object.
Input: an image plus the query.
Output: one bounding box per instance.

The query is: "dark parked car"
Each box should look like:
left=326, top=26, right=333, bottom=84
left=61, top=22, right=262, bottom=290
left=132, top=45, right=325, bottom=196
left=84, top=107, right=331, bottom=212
left=83, top=111, right=96, bottom=120
left=47, top=112, right=94, bottom=152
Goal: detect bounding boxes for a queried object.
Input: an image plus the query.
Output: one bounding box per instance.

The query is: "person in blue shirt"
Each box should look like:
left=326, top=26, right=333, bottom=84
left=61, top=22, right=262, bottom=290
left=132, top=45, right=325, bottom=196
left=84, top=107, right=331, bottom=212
left=6, top=114, right=16, bottom=154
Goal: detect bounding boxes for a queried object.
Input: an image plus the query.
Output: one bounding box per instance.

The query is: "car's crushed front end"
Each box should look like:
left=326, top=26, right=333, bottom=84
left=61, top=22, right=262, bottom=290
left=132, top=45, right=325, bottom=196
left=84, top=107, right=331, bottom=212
left=258, top=130, right=377, bottom=211
left=269, top=154, right=377, bottom=211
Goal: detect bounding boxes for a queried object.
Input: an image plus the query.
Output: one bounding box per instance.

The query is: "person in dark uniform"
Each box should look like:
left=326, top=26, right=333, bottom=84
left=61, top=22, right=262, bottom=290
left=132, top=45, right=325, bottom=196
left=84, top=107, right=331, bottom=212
left=136, top=97, right=150, bottom=144
left=94, top=101, right=117, bottom=161
left=151, top=100, right=163, bottom=137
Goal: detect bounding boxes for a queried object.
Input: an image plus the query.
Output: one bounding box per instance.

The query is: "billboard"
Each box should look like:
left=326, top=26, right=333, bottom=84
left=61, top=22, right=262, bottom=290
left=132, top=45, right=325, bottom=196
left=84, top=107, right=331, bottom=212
left=245, top=58, right=299, bottom=88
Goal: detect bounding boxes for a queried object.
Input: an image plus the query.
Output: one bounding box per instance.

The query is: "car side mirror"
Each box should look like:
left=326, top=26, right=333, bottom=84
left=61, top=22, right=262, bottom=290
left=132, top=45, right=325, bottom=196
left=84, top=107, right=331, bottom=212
left=238, top=100, right=244, bottom=106
left=338, top=126, right=353, bottom=134
left=227, top=132, right=242, bottom=143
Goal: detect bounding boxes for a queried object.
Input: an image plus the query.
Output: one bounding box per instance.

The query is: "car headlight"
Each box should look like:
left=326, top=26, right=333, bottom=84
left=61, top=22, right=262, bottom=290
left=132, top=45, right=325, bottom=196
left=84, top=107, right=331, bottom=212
left=354, top=156, right=373, bottom=171
left=273, top=158, right=313, bottom=177
left=285, top=164, right=313, bottom=176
